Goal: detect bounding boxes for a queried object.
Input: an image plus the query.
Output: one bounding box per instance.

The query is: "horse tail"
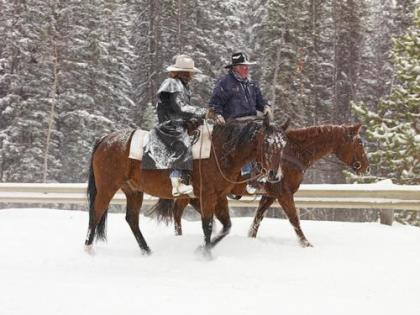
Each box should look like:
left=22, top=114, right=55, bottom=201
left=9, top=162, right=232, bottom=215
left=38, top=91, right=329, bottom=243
left=149, top=198, right=175, bottom=225
left=87, top=136, right=108, bottom=242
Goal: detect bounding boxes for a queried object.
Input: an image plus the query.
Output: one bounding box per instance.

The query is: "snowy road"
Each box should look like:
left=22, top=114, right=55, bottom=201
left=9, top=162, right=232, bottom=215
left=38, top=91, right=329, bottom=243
left=0, top=209, right=419, bottom=315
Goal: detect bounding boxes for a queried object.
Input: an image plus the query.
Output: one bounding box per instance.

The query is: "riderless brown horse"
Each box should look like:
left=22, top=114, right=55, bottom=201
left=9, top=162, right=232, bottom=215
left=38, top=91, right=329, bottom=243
left=85, top=117, right=286, bottom=256
left=166, top=124, right=369, bottom=247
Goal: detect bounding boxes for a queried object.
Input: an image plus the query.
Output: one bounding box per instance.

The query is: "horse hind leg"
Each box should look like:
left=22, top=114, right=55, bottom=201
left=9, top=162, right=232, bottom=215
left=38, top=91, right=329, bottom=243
left=124, top=189, right=151, bottom=255
left=248, top=195, right=275, bottom=238
left=173, top=198, right=190, bottom=236
left=84, top=188, right=117, bottom=254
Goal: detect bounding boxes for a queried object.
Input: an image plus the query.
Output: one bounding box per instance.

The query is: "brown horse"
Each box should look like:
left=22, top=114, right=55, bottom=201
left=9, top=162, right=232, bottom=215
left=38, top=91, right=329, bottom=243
left=85, top=117, right=286, bottom=256
left=168, top=124, right=369, bottom=247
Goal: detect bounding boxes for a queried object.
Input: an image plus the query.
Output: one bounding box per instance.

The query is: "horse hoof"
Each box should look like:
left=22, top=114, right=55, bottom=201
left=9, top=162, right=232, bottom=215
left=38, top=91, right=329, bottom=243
left=84, top=244, right=95, bottom=255
left=142, top=248, right=152, bottom=256
left=300, top=240, right=313, bottom=248
left=195, top=246, right=213, bottom=260
left=248, top=226, right=258, bottom=238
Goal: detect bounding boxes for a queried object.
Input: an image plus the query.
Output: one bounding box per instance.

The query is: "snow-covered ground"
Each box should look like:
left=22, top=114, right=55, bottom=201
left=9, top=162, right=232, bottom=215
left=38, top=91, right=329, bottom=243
left=0, top=208, right=419, bottom=315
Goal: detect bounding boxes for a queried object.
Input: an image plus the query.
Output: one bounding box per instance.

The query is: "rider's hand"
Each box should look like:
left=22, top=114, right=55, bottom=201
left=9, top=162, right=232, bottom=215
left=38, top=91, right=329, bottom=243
left=190, top=115, right=203, bottom=126
left=263, top=105, right=274, bottom=121
left=215, top=114, right=226, bottom=125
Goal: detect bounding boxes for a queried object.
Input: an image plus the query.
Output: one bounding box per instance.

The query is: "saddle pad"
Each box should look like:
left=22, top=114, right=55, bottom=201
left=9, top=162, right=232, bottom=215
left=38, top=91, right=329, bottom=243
left=128, top=123, right=213, bottom=161
left=192, top=122, right=213, bottom=159
left=128, top=129, right=149, bottom=160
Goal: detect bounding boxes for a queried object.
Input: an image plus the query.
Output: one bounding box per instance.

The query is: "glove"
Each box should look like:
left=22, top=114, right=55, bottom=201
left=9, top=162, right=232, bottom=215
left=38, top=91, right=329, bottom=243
left=190, top=115, right=203, bottom=126
left=215, top=114, right=226, bottom=125
left=263, top=105, right=274, bottom=121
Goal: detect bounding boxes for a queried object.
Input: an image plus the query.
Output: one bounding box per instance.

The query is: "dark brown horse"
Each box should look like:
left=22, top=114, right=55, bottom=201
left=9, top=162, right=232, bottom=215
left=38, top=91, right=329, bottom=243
left=85, top=117, right=286, bottom=256
left=168, top=124, right=369, bottom=247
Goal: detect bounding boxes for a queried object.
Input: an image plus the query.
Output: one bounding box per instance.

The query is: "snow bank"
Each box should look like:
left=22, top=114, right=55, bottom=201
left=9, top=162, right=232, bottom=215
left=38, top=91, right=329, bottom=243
left=0, top=209, right=419, bottom=315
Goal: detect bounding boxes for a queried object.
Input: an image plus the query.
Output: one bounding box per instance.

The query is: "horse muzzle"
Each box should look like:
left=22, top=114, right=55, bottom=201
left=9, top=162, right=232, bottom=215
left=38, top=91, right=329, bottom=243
left=352, top=161, right=362, bottom=171
left=352, top=161, right=370, bottom=175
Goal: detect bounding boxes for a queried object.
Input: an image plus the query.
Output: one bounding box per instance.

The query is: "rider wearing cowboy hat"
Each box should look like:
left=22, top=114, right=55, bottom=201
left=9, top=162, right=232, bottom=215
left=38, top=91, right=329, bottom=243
left=209, top=52, right=273, bottom=124
left=208, top=52, right=274, bottom=194
left=143, top=55, right=205, bottom=197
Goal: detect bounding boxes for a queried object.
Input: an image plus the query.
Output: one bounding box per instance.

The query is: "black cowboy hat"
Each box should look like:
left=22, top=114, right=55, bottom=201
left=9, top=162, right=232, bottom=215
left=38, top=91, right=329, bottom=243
left=225, top=52, right=257, bottom=68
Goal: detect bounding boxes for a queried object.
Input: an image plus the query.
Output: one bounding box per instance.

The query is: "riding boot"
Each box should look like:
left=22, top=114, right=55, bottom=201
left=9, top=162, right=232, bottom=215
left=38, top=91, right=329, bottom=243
left=170, top=170, right=194, bottom=197
left=171, top=177, right=194, bottom=196
left=240, top=163, right=255, bottom=194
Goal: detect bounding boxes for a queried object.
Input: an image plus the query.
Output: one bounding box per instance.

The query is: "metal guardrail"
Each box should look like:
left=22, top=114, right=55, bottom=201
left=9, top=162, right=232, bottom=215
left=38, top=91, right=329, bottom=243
left=0, top=182, right=419, bottom=210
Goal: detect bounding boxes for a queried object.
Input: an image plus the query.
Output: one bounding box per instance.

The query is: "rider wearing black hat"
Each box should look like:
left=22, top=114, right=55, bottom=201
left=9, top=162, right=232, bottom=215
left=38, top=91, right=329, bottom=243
left=209, top=52, right=274, bottom=194
left=209, top=52, right=273, bottom=125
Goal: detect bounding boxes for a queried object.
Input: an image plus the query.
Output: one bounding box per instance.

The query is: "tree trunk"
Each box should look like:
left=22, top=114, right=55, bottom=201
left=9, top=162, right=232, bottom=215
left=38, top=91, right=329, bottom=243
left=43, top=44, right=59, bottom=183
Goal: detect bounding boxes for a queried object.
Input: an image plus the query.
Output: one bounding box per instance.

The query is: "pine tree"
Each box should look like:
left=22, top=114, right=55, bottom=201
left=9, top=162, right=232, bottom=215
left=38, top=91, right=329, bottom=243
left=331, top=0, right=365, bottom=124
left=57, top=0, right=136, bottom=182
left=0, top=0, right=63, bottom=182
left=353, top=7, right=420, bottom=225
left=253, top=0, right=313, bottom=126
left=355, top=0, right=395, bottom=111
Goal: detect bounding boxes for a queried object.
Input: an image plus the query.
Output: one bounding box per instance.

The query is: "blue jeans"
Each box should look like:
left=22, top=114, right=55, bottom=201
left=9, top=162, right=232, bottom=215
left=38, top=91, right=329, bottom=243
left=170, top=169, right=182, bottom=178
left=241, top=163, right=252, bottom=176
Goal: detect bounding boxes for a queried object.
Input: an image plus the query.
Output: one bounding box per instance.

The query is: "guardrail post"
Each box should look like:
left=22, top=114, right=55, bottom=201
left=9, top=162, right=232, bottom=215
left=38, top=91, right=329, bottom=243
left=379, top=209, right=394, bottom=225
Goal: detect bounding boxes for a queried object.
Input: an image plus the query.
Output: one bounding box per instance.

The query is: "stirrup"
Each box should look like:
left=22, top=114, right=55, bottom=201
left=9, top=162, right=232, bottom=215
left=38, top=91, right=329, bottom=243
left=228, top=194, right=242, bottom=200
left=246, top=184, right=257, bottom=194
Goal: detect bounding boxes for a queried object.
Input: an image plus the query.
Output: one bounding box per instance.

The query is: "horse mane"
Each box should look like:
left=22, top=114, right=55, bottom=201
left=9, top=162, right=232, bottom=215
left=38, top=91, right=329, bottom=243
left=286, top=125, right=348, bottom=143
left=212, top=119, right=262, bottom=161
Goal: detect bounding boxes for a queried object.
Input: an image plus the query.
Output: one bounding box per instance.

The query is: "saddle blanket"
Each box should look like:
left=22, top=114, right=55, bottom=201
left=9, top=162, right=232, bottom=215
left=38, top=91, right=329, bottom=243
left=129, top=122, right=213, bottom=161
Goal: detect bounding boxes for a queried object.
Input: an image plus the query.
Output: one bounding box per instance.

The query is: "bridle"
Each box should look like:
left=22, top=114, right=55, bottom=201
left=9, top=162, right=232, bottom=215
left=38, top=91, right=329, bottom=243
left=338, top=134, right=365, bottom=172
left=350, top=136, right=365, bottom=171
left=284, top=133, right=366, bottom=173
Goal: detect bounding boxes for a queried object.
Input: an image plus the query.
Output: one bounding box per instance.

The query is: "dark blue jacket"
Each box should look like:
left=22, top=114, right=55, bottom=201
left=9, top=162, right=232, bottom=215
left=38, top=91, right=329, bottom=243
left=209, top=71, right=268, bottom=119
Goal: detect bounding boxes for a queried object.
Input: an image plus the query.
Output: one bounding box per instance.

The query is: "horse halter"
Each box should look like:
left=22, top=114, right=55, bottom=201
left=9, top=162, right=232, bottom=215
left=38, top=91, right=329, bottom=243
left=337, top=133, right=367, bottom=173
left=350, top=136, right=365, bottom=171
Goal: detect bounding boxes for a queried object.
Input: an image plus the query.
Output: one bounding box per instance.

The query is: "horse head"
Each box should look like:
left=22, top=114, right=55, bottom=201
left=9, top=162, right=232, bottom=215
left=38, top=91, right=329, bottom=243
left=256, top=117, right=288, bottom=182
left=335, top=123, right=369, bottom=175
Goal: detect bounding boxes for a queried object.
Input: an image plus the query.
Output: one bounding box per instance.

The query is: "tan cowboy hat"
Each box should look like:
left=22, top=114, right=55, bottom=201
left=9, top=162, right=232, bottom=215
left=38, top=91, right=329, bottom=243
left=166, top=55, right=202, bottom=73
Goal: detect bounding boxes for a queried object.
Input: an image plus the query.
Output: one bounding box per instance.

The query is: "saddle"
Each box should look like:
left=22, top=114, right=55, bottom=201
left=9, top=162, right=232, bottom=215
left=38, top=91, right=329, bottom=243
left=129, top=122, right=213, bottom=161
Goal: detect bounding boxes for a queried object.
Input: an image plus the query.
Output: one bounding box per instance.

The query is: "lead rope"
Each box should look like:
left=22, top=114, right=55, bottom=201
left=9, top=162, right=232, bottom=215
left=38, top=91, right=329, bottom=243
left=198, top=122, right=205, bottom=218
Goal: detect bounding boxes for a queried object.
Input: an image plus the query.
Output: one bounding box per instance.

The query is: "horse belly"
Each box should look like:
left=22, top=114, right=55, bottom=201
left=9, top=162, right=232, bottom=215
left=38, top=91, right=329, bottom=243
left=130, top=164, right=175, bottom=199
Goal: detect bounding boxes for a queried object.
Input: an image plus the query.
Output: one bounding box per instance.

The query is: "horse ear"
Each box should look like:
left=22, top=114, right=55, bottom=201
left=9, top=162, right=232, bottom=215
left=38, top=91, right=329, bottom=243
left=349, top=123, right=362, bottom=137
left=263, top=113, right=271, bottom=128
left=281, top=117, right=291, bottom=131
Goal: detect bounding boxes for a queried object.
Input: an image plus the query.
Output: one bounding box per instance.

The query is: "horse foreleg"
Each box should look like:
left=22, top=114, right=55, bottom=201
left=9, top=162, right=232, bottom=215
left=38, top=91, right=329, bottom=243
left=124, top=190, right=151, bottom=254
left=197, top=202, right=215, bottom=259
left=278, top=195, right=312, bottom=247
left=210, top=197, right=231, bottom=248
left=248, top=195, right=276, bottom=238
left=173, top=198, right=190, bottom=236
